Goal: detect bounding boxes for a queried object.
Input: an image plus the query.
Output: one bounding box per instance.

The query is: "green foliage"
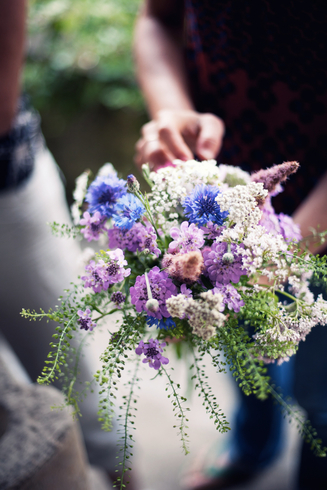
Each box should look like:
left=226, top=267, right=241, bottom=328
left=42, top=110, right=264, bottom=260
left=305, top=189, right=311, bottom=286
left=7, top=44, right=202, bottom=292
left=115, top=360, right=141, bottom=489
left=162, top=366, right=190, bottom=455
left=25, top=0, right=144, bottom=113
left=95, top=313, right=145, bottom=431
left=48, top=221, right=81, bottom=239
left=191, top=352, right=230, bottom=433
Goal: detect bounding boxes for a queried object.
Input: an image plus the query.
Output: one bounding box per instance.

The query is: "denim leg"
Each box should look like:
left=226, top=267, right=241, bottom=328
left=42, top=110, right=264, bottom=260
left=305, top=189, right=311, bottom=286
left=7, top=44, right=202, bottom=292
left=294, top=322, right=327, bottom=490
left=230, top=357, right=294, bottom=472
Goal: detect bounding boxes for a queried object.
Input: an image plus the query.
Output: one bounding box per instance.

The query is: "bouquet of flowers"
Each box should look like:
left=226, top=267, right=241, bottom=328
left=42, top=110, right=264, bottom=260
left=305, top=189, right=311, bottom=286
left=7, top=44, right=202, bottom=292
left=22, top=159, right=327, bottom=486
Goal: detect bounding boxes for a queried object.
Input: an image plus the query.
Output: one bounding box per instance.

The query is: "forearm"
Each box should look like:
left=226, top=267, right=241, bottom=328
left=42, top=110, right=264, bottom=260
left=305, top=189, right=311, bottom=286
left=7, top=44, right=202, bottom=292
left=293, top=171, right=327, bottom=254
left=133, top=1, right=193, bottom=118
left=0, top=0, right=26, bottom=136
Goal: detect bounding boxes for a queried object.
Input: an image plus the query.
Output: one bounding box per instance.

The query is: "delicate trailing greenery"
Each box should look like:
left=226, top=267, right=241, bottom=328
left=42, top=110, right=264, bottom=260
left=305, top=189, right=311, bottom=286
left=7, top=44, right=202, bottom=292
left=191, top=352, right=230, bottom=434
left=48, top=221, right=81, bottom=239
left=115, top=359, right=141, bottom=488
left=95, top=313, right=144, bottom=432
left=162, top=366, right=190, bottom=455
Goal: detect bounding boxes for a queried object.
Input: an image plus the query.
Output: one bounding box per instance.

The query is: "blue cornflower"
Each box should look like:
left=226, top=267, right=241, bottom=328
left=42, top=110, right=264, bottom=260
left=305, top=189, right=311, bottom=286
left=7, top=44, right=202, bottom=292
left=183, top=185, right=229, bottom=226
left=146, top=316, right=176, bottom=330
left=85, top=174, right=126, bottom=218
left=112, top=193, right=145, bottom=230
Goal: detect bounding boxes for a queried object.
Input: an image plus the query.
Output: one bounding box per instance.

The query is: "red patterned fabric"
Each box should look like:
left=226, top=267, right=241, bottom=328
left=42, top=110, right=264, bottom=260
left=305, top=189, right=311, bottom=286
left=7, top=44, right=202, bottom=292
left=184, top=0, right=327, bottom=214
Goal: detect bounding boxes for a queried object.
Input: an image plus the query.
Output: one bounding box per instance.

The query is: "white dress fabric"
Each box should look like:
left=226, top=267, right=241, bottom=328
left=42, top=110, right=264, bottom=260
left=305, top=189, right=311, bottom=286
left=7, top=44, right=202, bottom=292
left=0, top=146, right=119, bottom=472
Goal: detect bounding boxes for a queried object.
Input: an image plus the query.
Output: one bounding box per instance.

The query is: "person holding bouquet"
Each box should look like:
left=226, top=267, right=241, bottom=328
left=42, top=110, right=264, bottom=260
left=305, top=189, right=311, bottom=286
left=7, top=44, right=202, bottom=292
left=0, top=1, right=139, bottom=487
left=133, top=1, right=327, bottom=489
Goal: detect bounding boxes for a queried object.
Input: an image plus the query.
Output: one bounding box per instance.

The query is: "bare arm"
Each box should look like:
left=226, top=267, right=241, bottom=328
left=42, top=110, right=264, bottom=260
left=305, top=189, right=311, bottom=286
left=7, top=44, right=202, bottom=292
left=133, top=0, right=224, bottom=169
left=0, top=0, right=26, bottom=136
left=293, top=171, right=327, bottom=254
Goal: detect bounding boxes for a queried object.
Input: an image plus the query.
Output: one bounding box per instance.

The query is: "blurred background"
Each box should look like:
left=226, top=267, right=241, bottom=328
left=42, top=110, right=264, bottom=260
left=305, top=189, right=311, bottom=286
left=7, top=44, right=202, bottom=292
left=25, top=0, right=146, bottom=203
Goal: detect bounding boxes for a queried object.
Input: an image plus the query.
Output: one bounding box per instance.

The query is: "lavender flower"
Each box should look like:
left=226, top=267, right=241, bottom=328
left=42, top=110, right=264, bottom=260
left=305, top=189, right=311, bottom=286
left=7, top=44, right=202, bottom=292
left=137, top=222, right=161, bottom=257
left=112, top=194, right=145, bottom=230
left=82, top=249, right=131, bottom=293
left=108, top=221, right=160, bottom=256
left=135, top=339, right=169, bottom=370
left=180, top=283, right=192, bottom=298
left=85, top=174, right=126, bottom=218
left=183, top=185, right=228, bottom=226
left=202, top=242, right=246, bottom=285
left=278, top=213, right=302, bottom=243
left=108, top=223, right=144, bottom=252
left=130, top=266, right=178, bottom=319
left=111, top=291, right=126, bottom=308
left=77, top=309, right=96, bottom=331
left=260, top=199, right=302, bottom=243
left=201, top=221, right=225, bottom=240
left=213, top=284, right=244, bottom=312
left=80, top=211, right=107, bottom=241
left=169, top=221, right=205, bottom=254
left=251, top=161, right=299, bottom=195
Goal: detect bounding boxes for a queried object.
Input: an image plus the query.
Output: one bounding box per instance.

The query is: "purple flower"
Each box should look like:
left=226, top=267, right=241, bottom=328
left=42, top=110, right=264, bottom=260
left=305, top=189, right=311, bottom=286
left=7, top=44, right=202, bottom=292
left=251, top=161, right=299, bottom=194
left=259, top=199, right=280, bottom=235
left=278, top=213, right=302, bottom=243
left=201, top=221, right=225, bottom=240
left=80, top=211, right=107, bottom=242
left=180, top=283, right=192, bottom=298
left=111, top=291, right=126, bottom=308
left=108, top=221, right=161, bottom=256
left=135, top=339, right=169, bottom=370
left=108, top=223, right=144, bottom=252
left=136, top=222, right=161, bottom=257
left=130, top=266, right=178, bottom=319
left=112, top=194, right=145, bottom=230
left=183, top=185, right=228, bottom=226
left=77, top=309, right=97, bottom=331
left=213, top=284, right=244, bottom=312
left=82, top=249, right=131, bottom=293
left=260, top=199, right=302, bottom=243
left=169, top=221, right=205, bottom=254
left=85, top=174, right=126, bottom=218
left=202, top=242, right=246, bottom=285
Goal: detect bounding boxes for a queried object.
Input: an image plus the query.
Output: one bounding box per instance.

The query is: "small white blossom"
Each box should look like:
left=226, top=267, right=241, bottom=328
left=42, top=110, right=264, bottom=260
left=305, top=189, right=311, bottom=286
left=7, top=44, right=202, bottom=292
left=97, top=162, right=117, bottom=177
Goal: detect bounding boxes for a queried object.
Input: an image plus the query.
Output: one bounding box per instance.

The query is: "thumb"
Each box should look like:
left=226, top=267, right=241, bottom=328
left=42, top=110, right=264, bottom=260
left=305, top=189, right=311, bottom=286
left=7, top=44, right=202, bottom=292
left=195, top=114, right=225, bottom=160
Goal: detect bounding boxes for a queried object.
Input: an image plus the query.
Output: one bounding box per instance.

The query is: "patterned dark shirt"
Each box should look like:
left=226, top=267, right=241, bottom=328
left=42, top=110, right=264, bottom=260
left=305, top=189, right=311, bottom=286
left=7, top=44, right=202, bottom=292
left=184, top=0, right=327, bottom=214
left=0, top=96, right=44, bottom=191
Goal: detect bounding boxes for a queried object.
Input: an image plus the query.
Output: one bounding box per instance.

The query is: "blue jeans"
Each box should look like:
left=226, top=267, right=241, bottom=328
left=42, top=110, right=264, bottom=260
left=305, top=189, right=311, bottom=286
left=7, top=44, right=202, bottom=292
left=231, top=288, right=327, bottom=489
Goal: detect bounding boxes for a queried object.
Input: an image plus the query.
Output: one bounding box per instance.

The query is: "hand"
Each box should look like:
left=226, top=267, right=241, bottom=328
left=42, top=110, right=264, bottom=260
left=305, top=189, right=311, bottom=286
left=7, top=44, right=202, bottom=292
left=135, top=109, right=225, bottom=171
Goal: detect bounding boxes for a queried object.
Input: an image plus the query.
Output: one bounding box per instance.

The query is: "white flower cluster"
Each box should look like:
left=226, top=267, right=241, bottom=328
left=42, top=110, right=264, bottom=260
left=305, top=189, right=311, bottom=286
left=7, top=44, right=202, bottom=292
left=166, top=291, right=225, bottom=340
left=217, top=164, right=251, bottom=188
left=71, top=170, right=90, bottom=225
left=254, top=295, right=327, bottom=362
left=215, top=182, right=268, bottom=231
left=239, top=225, right=288, bottom=278
left=288, top=275, right=314, bottom=304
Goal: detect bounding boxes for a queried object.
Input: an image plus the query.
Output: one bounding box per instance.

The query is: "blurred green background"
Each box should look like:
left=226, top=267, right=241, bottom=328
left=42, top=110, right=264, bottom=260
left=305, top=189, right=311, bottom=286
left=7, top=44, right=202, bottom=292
left=24, top=0, right=147, bottom=201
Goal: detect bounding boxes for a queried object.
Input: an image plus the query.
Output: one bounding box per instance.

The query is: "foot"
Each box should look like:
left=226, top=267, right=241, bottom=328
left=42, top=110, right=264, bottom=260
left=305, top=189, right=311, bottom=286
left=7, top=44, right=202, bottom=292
left=180, top=444, right=256, bottom=490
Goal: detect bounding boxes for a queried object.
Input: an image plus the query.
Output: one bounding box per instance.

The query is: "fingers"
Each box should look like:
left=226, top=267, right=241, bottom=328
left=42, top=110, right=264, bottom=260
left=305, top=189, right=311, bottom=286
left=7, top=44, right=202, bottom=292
left=134, top=121, right=174, bottom=171
left=134, top=110, right=225, bottom=172
left=134, top=137, right=172, bottom=171
left=156, top=111, right=195, bottom=161
left=195, top=114, right=225, bottom=160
